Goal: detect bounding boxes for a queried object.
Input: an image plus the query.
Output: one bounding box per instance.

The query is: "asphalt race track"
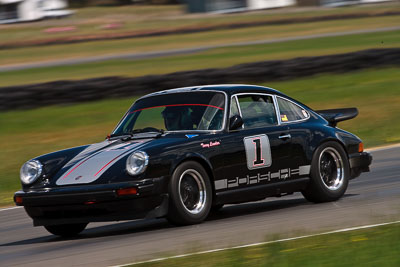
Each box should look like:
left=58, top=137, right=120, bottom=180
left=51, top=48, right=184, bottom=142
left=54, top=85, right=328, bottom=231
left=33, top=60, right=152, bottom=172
left=1, top=146, right=399, bottom=266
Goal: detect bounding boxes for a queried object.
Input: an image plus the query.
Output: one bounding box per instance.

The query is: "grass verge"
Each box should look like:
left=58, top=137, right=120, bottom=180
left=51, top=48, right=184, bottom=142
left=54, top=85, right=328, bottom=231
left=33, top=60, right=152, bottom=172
left=132, top=223, right=400, bottom=267
left=1, top=67, right=399, bottom=207
left=1, top=3, right=398, bottom=45
left=1, top=15, right=399, bottom=67
left=1, top=29, right=400, bottom=87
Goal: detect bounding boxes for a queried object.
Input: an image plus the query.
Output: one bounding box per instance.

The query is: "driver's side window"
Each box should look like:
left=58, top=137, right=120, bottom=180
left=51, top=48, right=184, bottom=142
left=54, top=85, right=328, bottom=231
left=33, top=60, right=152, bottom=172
left=235, top=94, right=277, bottom=129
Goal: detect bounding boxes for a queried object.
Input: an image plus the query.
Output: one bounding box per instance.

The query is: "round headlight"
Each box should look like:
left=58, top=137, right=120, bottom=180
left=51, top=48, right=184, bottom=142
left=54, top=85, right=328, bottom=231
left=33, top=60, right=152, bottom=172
left=126, top=151, right=149, bottom=176
left=20, top=159, right=43, bottom=185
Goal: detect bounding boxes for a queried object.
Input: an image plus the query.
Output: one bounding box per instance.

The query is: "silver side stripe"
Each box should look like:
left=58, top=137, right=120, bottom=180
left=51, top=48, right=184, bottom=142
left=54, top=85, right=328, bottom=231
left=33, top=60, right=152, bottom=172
left=249, top=176, right=258, bottom=184
left=214, top=165, right=311, bottom=191
left=299, top=165, right=311, bottom=175
left=271, top=172, right=280, bottom=179
left=239, top=177, right=247, bottom=184
left=215, top=179, right=228, bottom=190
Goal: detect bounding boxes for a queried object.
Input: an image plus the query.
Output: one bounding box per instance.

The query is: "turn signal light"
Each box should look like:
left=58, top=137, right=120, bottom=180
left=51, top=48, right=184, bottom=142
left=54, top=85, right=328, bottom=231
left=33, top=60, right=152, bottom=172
left=15, top=196, right=23, bottom=205
left=358, top=142, right=364, bottom=153
left=116, top=187, right=138, bottom=196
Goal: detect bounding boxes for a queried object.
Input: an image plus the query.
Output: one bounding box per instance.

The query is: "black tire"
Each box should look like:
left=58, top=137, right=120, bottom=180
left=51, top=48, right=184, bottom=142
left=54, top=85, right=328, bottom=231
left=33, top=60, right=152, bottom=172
left=44, top=223, right=88, bottom=237
left=301, top=141, right=349, bottom=203
left=167, top=161, right=212, bottom=225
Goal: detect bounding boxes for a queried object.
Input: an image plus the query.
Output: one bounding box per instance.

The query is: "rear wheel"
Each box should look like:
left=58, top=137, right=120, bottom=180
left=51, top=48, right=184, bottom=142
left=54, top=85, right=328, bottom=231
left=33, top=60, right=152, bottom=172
left=167, top=161, right=212, bottom=225
left=302, top=141, right=349, bottom=203
left=44, top=223, right=88, bottom=237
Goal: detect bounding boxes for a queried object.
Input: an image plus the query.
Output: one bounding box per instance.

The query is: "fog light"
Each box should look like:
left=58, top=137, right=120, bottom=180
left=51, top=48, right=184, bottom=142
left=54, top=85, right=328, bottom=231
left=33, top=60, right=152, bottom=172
left=116, top=187, right=138, bottom=196
left=15, top=196, right=23, bottom=205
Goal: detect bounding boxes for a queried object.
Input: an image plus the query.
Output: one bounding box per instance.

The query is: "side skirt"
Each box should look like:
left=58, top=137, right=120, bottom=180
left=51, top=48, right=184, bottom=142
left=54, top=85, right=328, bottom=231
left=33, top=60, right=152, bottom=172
left=215, top=178, right=310, bottom=205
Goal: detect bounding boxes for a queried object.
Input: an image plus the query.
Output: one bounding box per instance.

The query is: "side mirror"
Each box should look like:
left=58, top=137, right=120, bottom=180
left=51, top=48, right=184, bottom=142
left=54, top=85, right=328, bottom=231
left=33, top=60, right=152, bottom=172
left=229, top=115, right=243, bottom=131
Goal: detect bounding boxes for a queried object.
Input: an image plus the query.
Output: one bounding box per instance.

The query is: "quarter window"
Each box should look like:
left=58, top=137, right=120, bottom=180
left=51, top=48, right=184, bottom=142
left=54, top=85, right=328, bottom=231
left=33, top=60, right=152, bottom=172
left=236, top=95, right=277, bottom=129
left=230, top=96, right=240, bottom=117
left=277, top=97, right=309, bottom=122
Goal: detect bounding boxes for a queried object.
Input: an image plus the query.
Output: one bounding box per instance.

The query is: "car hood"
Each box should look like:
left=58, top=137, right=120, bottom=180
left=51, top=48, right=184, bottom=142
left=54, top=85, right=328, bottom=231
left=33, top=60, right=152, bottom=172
left=44, top=132, right=207, bottom=186
left=54, top=137, right=154, bottom=186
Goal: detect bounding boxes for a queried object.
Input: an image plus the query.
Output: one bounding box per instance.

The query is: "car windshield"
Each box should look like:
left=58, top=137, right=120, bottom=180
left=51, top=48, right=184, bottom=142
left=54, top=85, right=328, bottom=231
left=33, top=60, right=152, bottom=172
left=112, top=91, right=226, bottom=135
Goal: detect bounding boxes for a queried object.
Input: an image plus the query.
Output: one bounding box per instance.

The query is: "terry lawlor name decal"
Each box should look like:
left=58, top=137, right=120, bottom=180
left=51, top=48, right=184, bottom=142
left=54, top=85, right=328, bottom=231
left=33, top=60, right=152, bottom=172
left=201, top=141, right=220, bottom=148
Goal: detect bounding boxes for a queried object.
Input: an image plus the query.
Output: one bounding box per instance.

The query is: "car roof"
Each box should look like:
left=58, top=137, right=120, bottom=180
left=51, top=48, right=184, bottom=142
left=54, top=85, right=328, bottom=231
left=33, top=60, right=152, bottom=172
left=139, top=84, right=285, bottom=99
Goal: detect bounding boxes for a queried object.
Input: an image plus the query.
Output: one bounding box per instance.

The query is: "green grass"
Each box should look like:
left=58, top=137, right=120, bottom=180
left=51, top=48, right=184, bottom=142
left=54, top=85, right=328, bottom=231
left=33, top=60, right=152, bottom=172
left=1, top=29, right=400, bottom=87
left=1, top=67, right=399, bottom=207
left=133, top=223, right=400, bottom=266
left=1, top=15, right=399, bottom=67
left=1, top=3, right=398, bottom=45
left=0, top=97, right=136, bottom=207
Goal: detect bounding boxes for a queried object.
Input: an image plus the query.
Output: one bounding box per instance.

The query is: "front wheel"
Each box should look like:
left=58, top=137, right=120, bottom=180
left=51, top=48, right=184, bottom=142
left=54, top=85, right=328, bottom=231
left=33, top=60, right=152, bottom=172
left=167, top=161, right=212, bottom=225
left=44, top=223, right=88, bottom=237
left=302, top=141, right=349, bottom=203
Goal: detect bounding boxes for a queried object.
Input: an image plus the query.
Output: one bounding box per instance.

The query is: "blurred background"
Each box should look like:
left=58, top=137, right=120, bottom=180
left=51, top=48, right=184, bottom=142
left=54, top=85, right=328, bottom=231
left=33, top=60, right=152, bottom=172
left=0, top=0, right=399, bottom=209
left=0, top=1, right=400, bottom=266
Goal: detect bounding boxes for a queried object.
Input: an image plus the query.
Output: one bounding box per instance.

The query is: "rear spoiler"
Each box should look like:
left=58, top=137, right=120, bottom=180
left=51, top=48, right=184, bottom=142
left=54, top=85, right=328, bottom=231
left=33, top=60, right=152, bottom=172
left=315, top=108, right=358, bottom=127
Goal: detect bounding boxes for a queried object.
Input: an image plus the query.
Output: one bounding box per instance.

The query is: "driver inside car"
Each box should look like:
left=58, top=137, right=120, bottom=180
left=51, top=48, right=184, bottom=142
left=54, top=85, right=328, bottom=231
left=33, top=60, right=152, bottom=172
left=162, top=106, right=193, bottom=131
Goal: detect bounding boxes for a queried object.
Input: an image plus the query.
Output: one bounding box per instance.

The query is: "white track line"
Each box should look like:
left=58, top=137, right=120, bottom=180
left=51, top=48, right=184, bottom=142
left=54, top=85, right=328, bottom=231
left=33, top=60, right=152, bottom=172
left=366, top=143, right=400, bottom=152
left=0, top=206, right=22, bottom=212
left=111, top=220, right=400, bottom=267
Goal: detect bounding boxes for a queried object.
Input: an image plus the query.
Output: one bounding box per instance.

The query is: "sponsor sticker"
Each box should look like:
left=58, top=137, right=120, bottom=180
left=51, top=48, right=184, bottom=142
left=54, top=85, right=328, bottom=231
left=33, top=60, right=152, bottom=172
left=201, top=141, right=220, bottom=148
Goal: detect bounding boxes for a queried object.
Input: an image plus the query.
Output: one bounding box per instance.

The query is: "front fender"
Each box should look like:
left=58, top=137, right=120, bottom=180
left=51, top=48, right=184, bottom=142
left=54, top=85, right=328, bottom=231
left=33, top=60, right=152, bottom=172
left=170, top=152, right=214, bottom=178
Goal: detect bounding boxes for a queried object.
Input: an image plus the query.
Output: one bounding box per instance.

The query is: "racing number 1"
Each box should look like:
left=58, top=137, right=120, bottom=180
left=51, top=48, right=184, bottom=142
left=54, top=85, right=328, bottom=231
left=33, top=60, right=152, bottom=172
left=244, top=134, right=272, bottom=170
left=252, top=138, right=264, bottom=166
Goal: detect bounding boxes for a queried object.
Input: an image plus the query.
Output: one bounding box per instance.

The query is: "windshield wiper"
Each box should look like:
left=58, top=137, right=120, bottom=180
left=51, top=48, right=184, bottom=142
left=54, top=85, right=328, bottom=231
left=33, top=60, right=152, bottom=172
left=108, top=133, right=130, bottom=139
left=118, top=128, right=164, bottom=141
left=110, top=128, right=164, bottom=138
left=131, top=127, right=164, bottom=135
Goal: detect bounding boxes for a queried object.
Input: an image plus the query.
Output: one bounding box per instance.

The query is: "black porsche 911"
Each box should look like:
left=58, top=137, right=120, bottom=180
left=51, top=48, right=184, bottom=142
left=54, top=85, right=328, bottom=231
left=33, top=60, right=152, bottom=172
left=14, top=84, right=372, bottom=237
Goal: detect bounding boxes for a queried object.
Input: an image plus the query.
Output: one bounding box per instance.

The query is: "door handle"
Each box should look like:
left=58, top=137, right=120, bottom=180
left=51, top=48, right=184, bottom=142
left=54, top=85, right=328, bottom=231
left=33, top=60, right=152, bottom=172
left=279, top=134, right=291, bottom=140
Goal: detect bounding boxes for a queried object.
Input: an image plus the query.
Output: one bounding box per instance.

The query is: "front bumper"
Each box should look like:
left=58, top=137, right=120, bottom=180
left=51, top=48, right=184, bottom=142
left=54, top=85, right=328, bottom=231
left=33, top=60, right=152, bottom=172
left=349, top=151, right=372, bottom=179
left=14, top=178, right=169, bottom=226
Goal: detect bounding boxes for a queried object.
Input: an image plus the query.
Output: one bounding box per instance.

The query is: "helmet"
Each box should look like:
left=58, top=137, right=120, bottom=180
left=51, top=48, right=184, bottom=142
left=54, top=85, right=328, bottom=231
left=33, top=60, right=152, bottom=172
left=162, top=106, right=193, bottom=131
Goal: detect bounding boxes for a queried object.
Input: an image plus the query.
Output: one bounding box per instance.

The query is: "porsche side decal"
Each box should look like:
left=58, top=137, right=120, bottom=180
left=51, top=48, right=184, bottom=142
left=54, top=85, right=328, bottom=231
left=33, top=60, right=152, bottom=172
left=214, top=165, right=311, bottom=191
